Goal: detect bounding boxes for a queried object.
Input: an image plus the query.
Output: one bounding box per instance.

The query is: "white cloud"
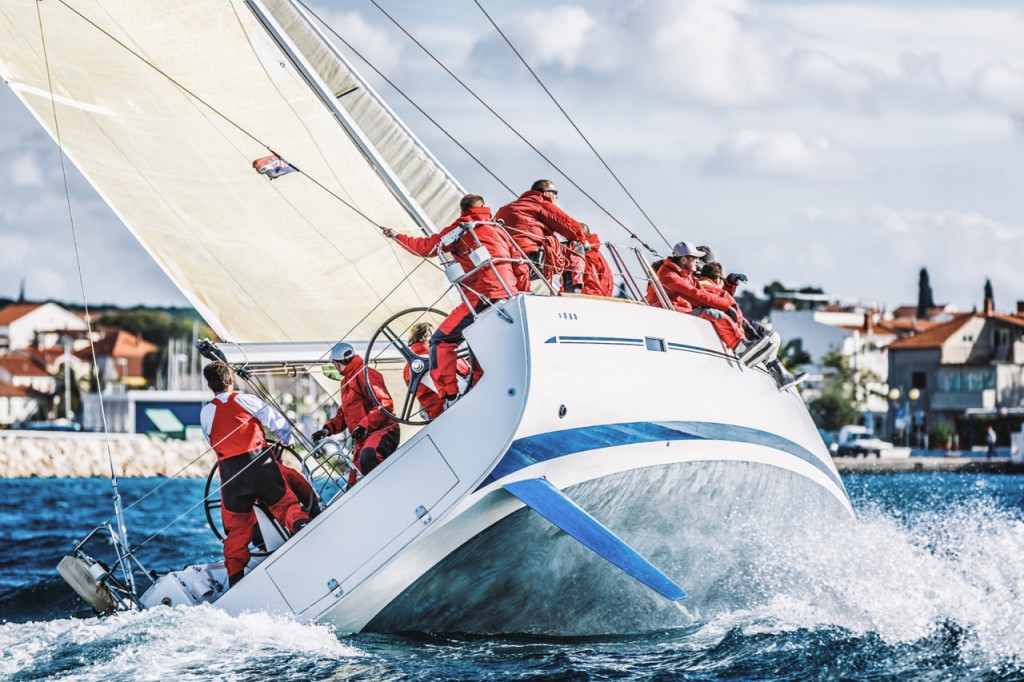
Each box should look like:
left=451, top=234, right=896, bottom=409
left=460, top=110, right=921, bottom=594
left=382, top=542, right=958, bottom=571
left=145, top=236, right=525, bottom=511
left=786, top=206, right=1024, bottom=307
left=703, top=129, right=865, bottom=180
left=972, top=60, right=1024, bottom=111
left=803, top=206, right=1024, bottom=242
left=319, top=10, right=403, bottom=74
left=10, top=152, right=43, bottom=187
left=643, top=0, right=778, bottom=106
left=502, top=6, right=598, bottom=71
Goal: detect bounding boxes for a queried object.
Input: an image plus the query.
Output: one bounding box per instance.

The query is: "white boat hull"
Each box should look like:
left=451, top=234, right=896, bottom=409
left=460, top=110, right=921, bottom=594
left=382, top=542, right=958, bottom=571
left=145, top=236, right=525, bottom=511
left=213, top=295, right=851, bottom=634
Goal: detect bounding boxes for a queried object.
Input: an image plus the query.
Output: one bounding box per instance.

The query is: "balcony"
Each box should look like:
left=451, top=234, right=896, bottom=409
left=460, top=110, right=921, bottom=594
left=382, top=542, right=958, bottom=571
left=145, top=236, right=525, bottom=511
left=931, top=389, right=995, bottom=411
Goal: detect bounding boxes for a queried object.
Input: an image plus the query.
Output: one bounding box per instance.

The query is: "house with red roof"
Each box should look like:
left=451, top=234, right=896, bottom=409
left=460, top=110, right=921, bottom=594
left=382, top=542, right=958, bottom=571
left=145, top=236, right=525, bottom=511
left=0, top=302, right=87, bottom=350
left=887, top=300, right=1024, bottom=448
left=0, top=379, right=44, bottom=426
left=75, top=328, right=158, bottom=390
left=769, top=292, right=945, bottom=434
left=0, top=353, right=56, bottom=394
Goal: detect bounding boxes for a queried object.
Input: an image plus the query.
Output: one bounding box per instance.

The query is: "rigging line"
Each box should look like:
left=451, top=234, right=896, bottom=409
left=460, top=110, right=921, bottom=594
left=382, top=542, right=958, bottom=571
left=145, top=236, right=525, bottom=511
left=36, top=2, right=135, bottom=593
left=53, top=0, right=387, bottom=232
left=472, top=0, right=671, bottom=251
left=291, top=0, right=514, bottom=197
left=35, top=5, right=115, bottom=480
left=107, top=450, right=213, bottom=518
left=365, top=0, right=659, bottom=255
left=132, top=442, right=277, bottom=553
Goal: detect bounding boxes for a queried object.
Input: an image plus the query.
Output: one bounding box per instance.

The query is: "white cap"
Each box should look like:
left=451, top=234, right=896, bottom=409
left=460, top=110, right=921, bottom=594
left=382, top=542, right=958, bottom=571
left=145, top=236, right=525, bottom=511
left=671, top=241, right=702, bottom=258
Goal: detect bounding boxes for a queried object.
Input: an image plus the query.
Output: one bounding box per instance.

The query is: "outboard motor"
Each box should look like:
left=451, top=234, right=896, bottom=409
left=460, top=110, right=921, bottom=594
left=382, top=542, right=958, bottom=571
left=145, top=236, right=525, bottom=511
left=57, top=554, right=118, bottom=615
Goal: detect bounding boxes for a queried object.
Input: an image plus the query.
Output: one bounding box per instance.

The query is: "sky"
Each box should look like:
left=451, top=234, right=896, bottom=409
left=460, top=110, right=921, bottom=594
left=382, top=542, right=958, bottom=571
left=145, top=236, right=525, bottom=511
left=1, top=0, right=1022, bottom=313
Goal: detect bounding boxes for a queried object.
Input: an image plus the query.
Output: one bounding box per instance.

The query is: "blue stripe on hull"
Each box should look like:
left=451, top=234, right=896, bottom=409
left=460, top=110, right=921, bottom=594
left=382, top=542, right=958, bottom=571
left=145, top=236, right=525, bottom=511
left=482, top=421, right=842, bottom=491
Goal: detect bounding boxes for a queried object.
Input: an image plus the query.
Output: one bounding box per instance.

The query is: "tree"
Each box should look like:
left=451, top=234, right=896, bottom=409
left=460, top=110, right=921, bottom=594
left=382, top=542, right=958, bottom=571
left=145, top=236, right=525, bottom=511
left=807, top=349, right=879, bottom=432
left=917, top=268, right=935, bottom=318
left=778, top=339, right=811, bottom=371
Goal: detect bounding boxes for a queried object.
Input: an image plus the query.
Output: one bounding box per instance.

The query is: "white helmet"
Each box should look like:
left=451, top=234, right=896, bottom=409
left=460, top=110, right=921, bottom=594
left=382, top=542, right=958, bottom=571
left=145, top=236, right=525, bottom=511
left=330, top=342, right=355, bottom=363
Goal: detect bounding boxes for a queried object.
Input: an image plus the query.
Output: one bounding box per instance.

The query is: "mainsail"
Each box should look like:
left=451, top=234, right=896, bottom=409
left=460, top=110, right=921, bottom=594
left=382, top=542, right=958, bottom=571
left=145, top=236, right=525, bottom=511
left=0, top=0, right=466, bottom=344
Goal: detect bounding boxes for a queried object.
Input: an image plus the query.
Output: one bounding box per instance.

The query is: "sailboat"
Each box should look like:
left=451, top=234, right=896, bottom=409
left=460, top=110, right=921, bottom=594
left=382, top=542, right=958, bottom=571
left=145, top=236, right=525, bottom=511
left=0, top=0, right=852, bottom=634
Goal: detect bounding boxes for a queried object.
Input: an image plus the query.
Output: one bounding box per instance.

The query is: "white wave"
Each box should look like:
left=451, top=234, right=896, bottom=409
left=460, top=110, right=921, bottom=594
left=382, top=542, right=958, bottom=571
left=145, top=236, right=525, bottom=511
left=0, top=605, right=365, bottom=681
left=695, top=497, right=1024, bottom=660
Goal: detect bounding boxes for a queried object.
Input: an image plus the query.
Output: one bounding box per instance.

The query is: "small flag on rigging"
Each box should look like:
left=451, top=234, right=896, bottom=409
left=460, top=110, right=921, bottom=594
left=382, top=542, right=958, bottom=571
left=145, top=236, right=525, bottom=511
left=252, top=153, right=298, bottom=179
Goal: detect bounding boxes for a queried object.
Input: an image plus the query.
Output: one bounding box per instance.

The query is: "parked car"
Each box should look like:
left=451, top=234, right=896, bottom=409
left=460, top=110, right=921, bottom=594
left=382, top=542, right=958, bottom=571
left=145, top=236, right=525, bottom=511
left=830, top=425, right=894, bottom=458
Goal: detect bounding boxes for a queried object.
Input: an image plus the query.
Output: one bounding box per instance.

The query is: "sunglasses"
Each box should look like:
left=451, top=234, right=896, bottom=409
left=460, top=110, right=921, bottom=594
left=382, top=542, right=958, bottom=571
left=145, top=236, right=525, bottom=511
left=544, top=189, right=558, bottom=196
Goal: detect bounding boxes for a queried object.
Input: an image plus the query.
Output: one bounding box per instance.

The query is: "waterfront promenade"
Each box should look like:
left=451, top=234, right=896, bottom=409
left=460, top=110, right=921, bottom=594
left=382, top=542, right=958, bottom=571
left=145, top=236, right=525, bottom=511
left=1, top=431, right=1021, bottom=477
left=0, top=431, right=212, bottom=477
left=833, top=452, right=1021, bottom=474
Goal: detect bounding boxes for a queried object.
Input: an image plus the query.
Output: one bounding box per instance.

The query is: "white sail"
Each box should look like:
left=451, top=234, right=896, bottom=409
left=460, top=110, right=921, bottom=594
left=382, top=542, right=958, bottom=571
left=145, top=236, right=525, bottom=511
left=0, top=0, right=463, bottom=344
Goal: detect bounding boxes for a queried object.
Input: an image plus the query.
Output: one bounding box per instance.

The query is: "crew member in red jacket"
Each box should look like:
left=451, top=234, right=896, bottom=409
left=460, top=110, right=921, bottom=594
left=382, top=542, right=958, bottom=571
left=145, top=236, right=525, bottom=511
left=311, top=342, right=401, bottom=477
left=697, top=260, right=805, bottom=389
left=494, top=179, right=586, bottom=293
left=654, top=241, right=774, bottom=365
left=200, top=361, right=310, bottom=587
left=385, top=194, right=526, bottom=406
left=581, top=230, right=614, bottom=297
left=403, top=322, right=471, bottom=419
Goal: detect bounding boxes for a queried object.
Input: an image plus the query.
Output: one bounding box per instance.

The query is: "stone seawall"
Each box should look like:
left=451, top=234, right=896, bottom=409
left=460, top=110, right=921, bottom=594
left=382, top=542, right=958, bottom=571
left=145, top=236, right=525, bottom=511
left=0, top=432, right=215, bottom=478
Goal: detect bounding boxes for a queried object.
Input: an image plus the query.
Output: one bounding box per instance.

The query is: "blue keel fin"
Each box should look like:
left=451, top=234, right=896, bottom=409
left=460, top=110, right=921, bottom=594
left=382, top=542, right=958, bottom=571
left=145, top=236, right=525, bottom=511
left=503, top=477, right=686, bottom=601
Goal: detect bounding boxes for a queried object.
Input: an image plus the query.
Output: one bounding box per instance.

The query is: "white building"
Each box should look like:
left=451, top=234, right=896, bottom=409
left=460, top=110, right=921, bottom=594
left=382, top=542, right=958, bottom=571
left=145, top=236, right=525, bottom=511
left=769, top=292, right=909, bottom=432
left=0, top=302, right=87, bottom=350
left=0, top=380, right=42, bottom=426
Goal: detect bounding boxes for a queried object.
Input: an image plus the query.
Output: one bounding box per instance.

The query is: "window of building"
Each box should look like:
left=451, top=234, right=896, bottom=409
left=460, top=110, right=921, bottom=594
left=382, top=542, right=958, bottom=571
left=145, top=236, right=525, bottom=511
left=938, top=368, right=995, bottom=392
left=911, top=372, right=927, bottom=390
left=994, top=328, right=1010, bottom=346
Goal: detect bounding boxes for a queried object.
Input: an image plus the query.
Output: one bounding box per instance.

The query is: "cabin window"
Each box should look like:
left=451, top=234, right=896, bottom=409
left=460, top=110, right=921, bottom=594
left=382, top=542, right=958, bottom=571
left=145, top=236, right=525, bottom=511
left=645, top=337, right=666, bottom=352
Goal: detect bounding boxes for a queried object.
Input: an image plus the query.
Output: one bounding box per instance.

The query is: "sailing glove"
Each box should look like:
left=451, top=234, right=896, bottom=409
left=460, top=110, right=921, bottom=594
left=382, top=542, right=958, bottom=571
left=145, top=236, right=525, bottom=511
left=351, top=425, right=368, bottom=442
left=311, top=428, right=329, bottom=443
left=726, top=273, right=748, bottom=285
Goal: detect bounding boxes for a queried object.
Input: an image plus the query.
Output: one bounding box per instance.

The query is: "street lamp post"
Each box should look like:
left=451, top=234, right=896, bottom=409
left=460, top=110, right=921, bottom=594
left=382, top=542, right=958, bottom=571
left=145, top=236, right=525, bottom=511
left=887, top=387, right=920, bottom=446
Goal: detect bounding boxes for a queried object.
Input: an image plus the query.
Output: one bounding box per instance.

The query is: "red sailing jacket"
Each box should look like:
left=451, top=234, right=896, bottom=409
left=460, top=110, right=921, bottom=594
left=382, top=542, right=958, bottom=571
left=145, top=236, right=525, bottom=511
left=209, top=393, right=265, bottom=460
left=655, top=259, right=736, bottom=313
left=698, top=276, right=746, bottom=327
left=494, top=190, right=584, bottom=255
left=581, top=235, right=614, bottom=297
left=324, top=355, right=398, bottom=438
left=395, top=206, right=527, bottom=300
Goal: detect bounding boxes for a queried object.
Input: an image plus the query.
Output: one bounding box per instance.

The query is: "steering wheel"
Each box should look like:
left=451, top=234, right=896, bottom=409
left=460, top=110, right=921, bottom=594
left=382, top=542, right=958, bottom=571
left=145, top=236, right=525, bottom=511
left=203, top=441, right=311, bottom=555
left=363, top=307, right=472, bottom=425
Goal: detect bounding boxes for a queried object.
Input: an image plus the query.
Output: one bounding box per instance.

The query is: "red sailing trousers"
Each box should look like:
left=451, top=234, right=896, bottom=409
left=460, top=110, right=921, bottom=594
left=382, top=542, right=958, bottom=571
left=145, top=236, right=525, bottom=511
left=219, top=450, right=309, bottom=577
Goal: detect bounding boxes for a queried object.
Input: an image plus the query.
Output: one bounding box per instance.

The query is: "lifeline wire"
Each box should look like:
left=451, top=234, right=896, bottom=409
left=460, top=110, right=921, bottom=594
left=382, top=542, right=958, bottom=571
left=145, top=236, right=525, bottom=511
left=472, top=0, right=672, bottom=250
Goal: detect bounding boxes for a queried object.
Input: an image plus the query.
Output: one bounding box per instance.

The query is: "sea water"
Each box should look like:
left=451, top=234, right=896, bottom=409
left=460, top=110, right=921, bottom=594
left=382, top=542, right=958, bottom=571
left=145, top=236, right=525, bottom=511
left=1, top=474, right=1022, bottom=681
